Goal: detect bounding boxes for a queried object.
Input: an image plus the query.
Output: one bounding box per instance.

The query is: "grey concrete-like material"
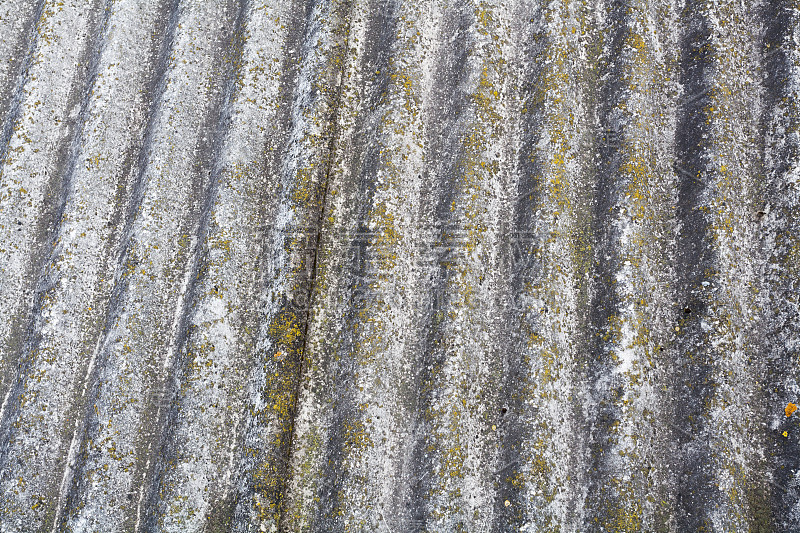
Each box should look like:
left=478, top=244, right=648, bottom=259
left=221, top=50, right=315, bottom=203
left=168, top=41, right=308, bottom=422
left=0, top=0, right=799, bottom=531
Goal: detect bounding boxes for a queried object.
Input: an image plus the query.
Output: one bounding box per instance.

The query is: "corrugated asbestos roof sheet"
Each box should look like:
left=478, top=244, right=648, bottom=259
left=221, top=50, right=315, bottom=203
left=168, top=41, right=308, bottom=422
left=0, top=0, right=799, bottom=531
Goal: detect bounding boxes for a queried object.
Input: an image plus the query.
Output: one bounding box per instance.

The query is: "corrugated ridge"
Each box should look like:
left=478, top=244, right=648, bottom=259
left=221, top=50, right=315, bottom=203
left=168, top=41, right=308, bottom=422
left=0, top=0, right=106, bottom=426
left=55, top=1, right=247, bottom=529
left=0, top=0, right=43, bottom=169
left=282, top=0, right=456, bottom=529
left=582, top=0, right=682, bottom=530
left=761, top=1, right=800, bottom=531
left=137, top=0, right=252, bottom=530
left=140, top=0, right=299, bottom=530
left=0, top=0, right=171, bottom=530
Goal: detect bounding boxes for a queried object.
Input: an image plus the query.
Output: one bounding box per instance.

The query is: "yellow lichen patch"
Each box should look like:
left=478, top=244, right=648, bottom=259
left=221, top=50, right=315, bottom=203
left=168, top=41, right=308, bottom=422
left=267, top=310, right=304, bottom=349
left=602, top=493, right=643, bottom=533
left=785, top=402, right=797, bottom=417
left=342, top=417, right=374, bottom=454
left=370, top=201, right=401, bottom=273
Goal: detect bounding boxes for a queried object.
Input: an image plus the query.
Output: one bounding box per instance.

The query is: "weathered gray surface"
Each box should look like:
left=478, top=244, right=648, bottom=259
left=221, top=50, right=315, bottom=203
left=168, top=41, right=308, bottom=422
left=0, top=0, right=798, bottom=531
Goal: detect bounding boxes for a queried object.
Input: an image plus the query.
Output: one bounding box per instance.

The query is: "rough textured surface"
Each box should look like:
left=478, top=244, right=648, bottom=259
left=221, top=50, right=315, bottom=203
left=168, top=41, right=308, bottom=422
left=0, top=0, right=799, bottom=531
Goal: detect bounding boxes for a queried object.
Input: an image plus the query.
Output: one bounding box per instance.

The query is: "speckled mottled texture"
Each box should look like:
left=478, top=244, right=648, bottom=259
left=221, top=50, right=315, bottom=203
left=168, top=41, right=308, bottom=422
left=0, top=0, right=799, bottom=531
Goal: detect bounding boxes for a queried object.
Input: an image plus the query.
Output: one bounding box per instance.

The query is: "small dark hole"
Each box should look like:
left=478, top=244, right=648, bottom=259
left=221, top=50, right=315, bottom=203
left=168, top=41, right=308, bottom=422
left=501, top=407, right=508, bottom=415
left=684, top=307, right=692, bottom=315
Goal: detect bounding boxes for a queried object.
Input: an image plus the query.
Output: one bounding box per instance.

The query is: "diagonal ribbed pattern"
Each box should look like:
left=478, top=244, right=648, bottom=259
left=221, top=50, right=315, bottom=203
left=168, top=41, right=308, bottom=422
left=0, top=1, right=798, bottom=531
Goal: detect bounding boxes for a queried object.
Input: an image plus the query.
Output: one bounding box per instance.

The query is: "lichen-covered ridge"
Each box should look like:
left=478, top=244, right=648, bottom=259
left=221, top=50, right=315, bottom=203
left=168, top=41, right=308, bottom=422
left=0, top=0, right=799, bottom=532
